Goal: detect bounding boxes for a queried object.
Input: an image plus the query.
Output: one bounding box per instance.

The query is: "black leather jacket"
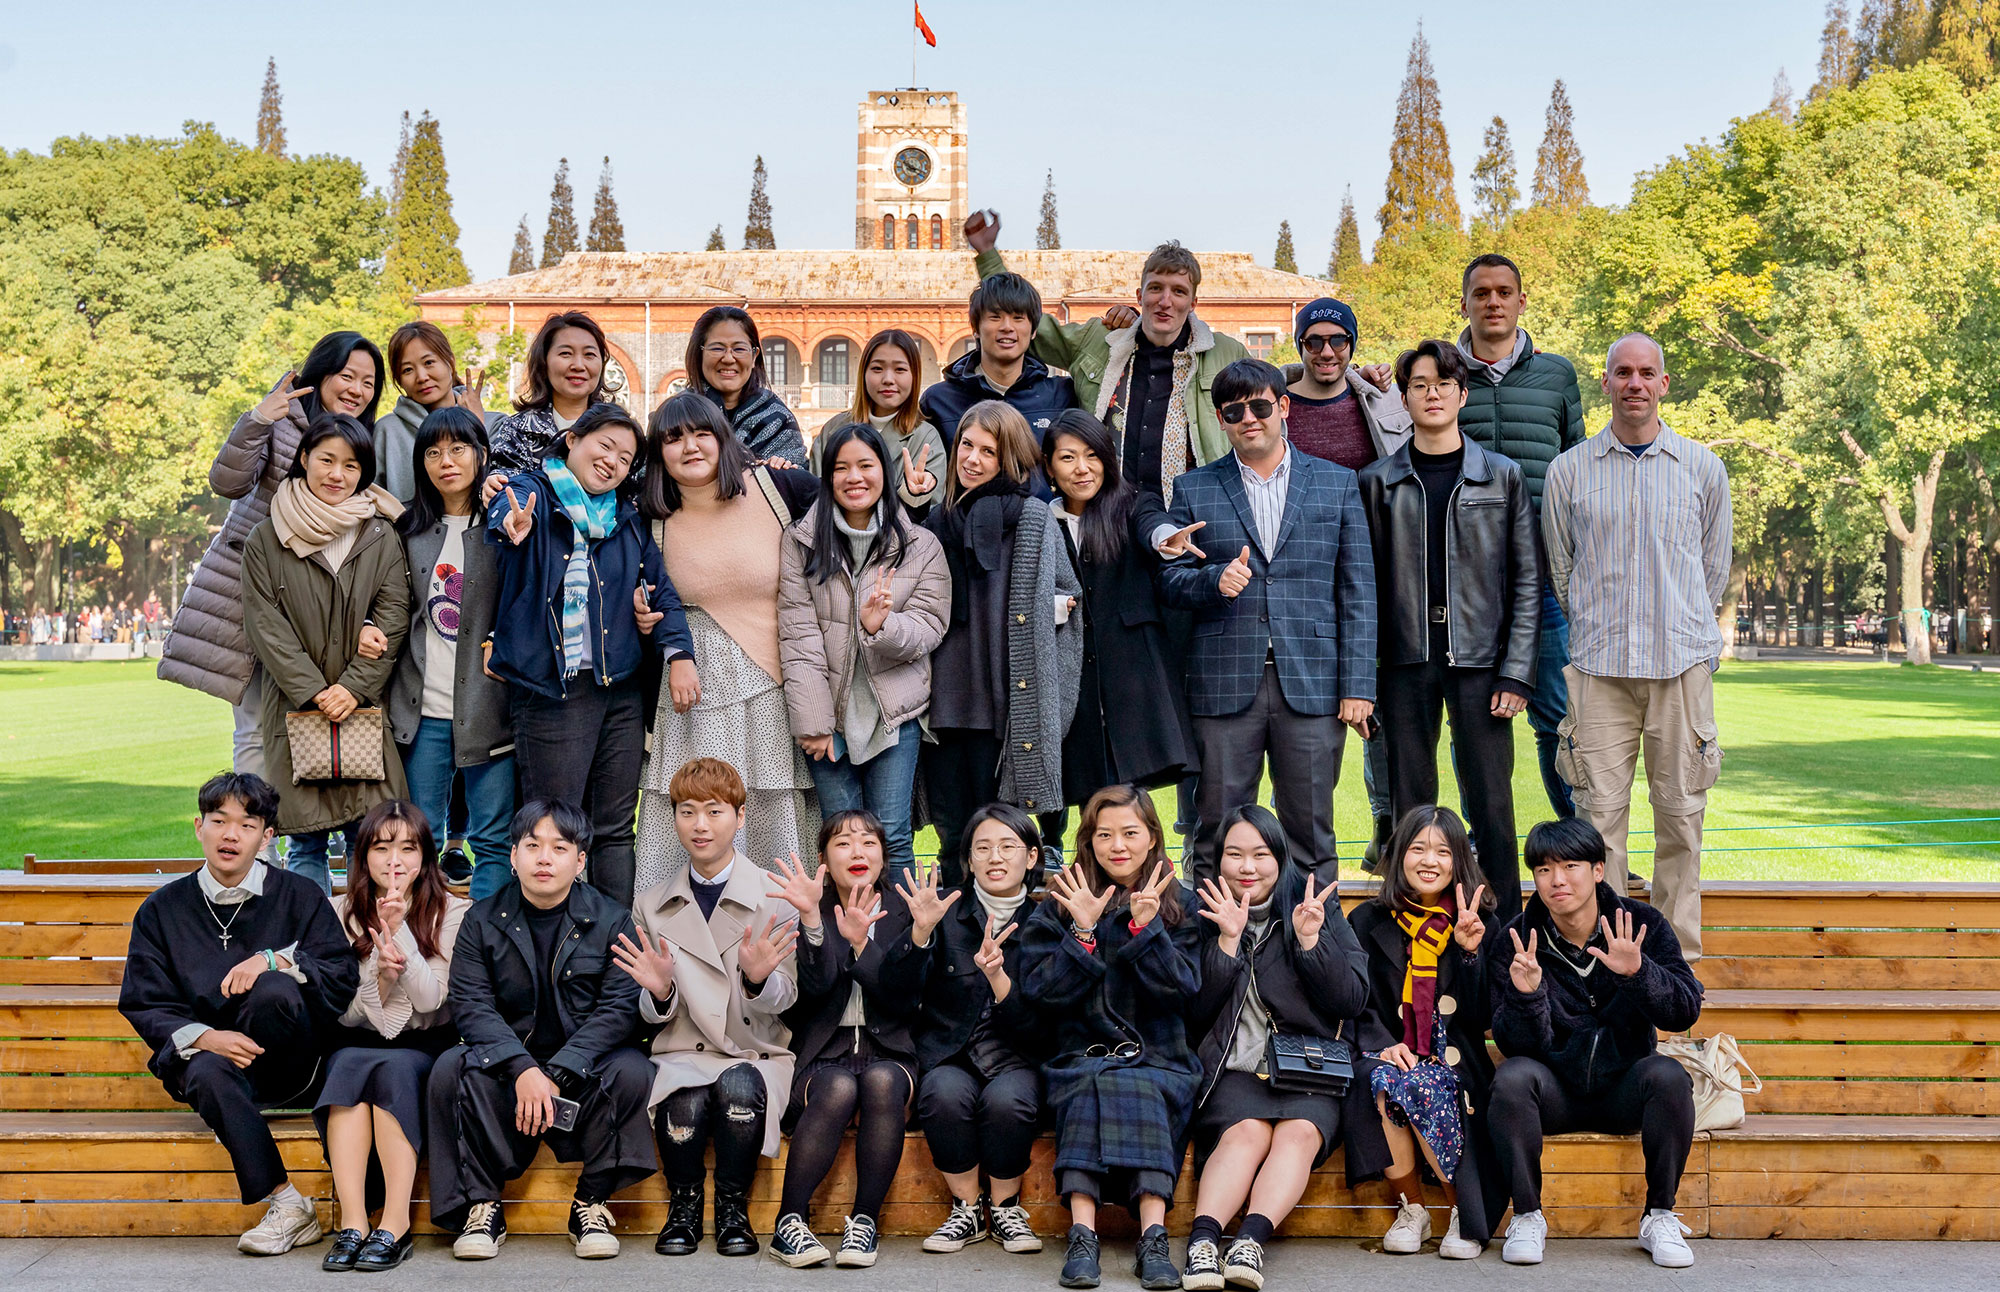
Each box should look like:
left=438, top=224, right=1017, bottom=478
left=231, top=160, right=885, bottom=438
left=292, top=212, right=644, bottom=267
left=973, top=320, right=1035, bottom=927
left=1356, top=437, right=1540, bottom=681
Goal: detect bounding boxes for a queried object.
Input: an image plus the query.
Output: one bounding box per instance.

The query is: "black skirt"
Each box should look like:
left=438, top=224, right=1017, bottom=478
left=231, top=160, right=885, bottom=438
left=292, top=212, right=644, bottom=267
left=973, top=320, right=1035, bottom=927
left=782, top=1028, right=917, bottom=1133
left=1190, top=1070, right=1342, bottom=1172
left=313, top=1025, right=453, bottom=1152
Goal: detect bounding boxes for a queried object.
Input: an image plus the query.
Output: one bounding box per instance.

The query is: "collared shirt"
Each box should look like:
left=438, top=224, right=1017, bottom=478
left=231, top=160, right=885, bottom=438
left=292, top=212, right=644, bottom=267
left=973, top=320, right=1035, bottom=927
left=1544, top=422, right=1734, bottom=680
left=1238, top=442, right=1293, bottom=557
left=174, top=861, right=309, bottom=1057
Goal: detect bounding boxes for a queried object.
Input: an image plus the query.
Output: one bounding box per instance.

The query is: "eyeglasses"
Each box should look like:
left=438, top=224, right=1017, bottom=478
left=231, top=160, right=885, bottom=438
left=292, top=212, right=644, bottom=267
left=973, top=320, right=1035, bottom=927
left=1300, top=333, right=1352, bottom=356
left=1406, top=380, right=1460, bottom=398
left=1218, top=398, right=1278, bottom=425
left=701, top=343, right=756, bottom=359
left=1083, top=1041, right=1143, bottom=1060
left=969, top=841, right=1028, bottom=860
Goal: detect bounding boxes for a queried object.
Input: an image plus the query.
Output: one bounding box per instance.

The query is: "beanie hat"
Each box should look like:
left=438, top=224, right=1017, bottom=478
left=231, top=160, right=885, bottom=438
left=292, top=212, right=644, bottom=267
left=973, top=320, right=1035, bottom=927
left=1294, top=297, right=1358, bottom=351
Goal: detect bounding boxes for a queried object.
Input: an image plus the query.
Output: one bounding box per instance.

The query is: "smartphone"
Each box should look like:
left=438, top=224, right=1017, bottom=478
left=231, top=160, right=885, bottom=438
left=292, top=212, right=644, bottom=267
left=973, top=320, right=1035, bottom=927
left=1361, top=714, right=1381, bottom=742
left=550, top=1095, right=581, bottom=1133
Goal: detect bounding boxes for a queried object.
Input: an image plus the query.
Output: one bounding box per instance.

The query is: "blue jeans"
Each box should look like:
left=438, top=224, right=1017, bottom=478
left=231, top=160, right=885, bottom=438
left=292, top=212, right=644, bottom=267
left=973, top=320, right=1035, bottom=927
left=1359, top=728, right=1391, bottom=821
left=1527, top=586, right=1578, bottom=819
left=401, top=717, right=519, bottom=902
left=806, top=722, right=922, bottom=877
left=283, top=823, right=355, bottom=896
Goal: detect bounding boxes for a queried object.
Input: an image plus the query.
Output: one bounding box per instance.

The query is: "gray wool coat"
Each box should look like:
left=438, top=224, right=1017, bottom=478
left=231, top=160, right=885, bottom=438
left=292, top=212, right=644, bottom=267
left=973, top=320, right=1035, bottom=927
left=1000, top=500, right=1084, bottom=813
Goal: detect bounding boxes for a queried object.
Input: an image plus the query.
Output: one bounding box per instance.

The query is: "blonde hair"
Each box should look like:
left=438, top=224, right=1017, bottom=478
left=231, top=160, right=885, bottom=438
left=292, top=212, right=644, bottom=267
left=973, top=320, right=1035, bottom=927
left=946, top=400, right=1039, bottom=503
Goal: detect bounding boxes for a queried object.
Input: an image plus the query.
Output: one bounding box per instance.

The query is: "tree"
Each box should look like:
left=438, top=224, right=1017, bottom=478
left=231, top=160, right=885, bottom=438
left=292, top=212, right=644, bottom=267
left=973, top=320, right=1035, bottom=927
left=1377, top=23, right=1459, bottom=247
left=743, top=155, right=775, bottom=250
left=508, top=216, right=535, bottom=275
left=1036, top=170, right=1061, bottom=249
left=255, top=59, right=285, bottom=157
left=541, top=158, right=578, bottom=267
left=383, top=112, right=468, bottom=297
left=705, top=224, right=726, bottom=251
left=1812, top=1, right=1860, bottom=99
left=1532, top=79, right=1590, bottom=213
left=1472, top=116, right=1520, bottom=227
left=387, top=110, right=411, bottom=220
left=1857, top=0, right=1934, bottom=72
left=587, top=156, right=625, bottom=252
left=1273, top=220, right=1298, bottom=273
left=1931, top=0, right=2000, bottom=88
left=1329, top=187, right=1364, bottom=281
left=1771, top=69, right=1797, bottom=122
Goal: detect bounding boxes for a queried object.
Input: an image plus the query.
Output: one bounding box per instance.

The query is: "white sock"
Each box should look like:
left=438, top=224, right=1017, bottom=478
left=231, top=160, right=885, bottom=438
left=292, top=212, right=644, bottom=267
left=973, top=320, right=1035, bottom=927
left=269, top=1182, right=306, bottom=1210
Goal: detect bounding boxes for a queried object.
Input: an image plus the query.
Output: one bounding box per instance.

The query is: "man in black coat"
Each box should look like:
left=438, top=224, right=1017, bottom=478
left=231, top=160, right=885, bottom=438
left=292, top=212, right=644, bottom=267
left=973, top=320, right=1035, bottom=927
left=119, top=772, right=359, bottom=1257
left=427, top=799, right=656, bottom=1261
left=1484, top=819, right=1704, bottom=1270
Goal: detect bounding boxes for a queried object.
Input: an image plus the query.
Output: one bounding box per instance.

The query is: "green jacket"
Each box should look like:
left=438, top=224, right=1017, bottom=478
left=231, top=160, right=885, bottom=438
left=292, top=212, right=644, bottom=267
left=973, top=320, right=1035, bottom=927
left=1456, top=329, right=1586, bottom=514
left=974, top=248, right=1247, bottom=470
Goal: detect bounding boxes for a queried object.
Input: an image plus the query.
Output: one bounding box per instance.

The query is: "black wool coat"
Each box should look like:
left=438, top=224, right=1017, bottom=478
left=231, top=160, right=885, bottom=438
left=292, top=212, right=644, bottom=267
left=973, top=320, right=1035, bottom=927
left=781, top=884, right=919, bottom=1113
left=883, top=885, right=1050, bottom=1074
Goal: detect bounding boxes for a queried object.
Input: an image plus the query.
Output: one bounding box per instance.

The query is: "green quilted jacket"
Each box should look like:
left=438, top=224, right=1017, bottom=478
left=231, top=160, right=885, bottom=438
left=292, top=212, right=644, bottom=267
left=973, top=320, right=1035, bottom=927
left=1457, top=330, right=1586, bottom=514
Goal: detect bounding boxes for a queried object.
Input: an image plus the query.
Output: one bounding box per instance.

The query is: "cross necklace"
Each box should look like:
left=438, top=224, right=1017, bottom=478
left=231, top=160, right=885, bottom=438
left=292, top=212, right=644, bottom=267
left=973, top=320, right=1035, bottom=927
left=203, top=895, right=248, bottom=948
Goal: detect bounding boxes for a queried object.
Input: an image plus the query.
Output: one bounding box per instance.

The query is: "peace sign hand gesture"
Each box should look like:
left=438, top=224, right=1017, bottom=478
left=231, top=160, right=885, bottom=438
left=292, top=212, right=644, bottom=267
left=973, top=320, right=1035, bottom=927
left=376, top=866, right=408, bottom=933
left=1049, top=863, right=1112, bottom=934
left=1128, top=862, right=1178, bottom=930
left=765, top=852, right=826, bottom=929
left=895, top=861, right=962, bottom=944
left=500, top=487, right=536, bottom=545
left=900, top=443, right=936, bottom=495
left=1453, top=884, right=1488, bottom=954
left=833, top=884, right=887, bottom=954
left=973, top=914, right=1015, bottom=997
left=254, top=371, right=315, bottom=424
left=736, top=913, right=799, bottom=986
left=373, top=924, right=408, bottom=987
left=1588, top=908, right=1650, bottom=977
left=1156, top=520, right=1207, bottom=560
left=1292, top=873, right=1336, bottom=949
left=858, top=566, right=896, bottom=636
left=1508, top=928, right=1543, bottom=994
left=1195, top=876, right=1249, bottom=956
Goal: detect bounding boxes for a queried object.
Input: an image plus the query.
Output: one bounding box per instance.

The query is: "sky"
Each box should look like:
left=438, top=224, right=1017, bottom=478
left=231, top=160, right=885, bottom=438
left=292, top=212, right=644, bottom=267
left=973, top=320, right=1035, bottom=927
left=0, top=1, right=1830, bottom=282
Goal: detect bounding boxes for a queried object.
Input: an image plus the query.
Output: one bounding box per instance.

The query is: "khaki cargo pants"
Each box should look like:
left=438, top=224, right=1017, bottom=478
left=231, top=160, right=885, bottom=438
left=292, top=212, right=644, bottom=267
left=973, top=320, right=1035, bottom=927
left=1555, top=663, right=1722, bottom=959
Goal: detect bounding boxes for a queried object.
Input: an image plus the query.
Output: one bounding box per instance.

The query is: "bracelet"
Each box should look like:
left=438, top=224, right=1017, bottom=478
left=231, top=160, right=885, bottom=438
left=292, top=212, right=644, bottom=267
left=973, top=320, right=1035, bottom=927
left=262, top=949, right=277, bottom=972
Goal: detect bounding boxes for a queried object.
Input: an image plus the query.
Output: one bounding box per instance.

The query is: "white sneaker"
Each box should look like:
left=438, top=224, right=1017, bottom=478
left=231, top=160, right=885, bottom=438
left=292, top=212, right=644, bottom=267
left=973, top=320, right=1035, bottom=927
left=1638, top=1210, right=1694, bottom=1268
left=238, top=1196, right=322, bottom=1255
left=1502, top=1209, right=1547, bottom=1265
left=1382, top=1200, right=1431, bottom=1254
left=1437, top=1206, right=1481, bottom=1259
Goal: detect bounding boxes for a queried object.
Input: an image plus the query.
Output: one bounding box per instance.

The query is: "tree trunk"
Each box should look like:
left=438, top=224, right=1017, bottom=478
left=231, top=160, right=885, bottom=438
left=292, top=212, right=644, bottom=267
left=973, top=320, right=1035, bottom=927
left=1882, top=452, right=1946, bottom=667
left=1884, top=530, right=1902, bottom=649
left=1717, top=553, right=1748, bottom=658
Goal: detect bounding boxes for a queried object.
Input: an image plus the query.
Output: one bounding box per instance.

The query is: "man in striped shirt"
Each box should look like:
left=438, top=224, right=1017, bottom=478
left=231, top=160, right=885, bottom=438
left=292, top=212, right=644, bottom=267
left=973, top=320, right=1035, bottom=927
left=1543, top=334, right=1732, bottom=957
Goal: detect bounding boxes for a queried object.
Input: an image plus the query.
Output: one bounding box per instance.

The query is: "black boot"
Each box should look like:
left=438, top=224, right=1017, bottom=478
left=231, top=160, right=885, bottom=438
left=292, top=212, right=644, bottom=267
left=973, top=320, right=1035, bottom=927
left=713, top=1183, right=759, bottom=1256
left=655, top=1181, right=702, bottom=1255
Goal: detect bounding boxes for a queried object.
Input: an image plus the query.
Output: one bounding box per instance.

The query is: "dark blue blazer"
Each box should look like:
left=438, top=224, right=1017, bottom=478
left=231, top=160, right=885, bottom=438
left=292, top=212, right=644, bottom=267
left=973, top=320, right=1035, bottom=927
left=1159, top=448, right=1377, bottom=717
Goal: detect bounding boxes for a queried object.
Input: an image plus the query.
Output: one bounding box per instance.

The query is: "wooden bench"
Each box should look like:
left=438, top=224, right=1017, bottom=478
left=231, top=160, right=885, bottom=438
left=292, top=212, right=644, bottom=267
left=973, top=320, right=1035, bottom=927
left=21, top=856, right=203, bottom=876
left=2, top=874, right=1994, bottom=1240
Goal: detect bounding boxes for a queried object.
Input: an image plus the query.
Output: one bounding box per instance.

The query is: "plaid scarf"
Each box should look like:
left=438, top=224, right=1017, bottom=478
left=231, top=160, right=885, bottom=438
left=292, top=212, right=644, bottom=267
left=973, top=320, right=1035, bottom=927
left=541, top=456, right=617, bottom=679
left=1393, top=898, right=1456, bottom=1055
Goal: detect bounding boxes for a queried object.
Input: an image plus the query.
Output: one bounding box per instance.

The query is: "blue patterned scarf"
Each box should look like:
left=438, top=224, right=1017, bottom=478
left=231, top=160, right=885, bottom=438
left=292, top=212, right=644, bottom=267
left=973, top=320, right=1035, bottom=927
left=541, top=456, right=618, bottom=678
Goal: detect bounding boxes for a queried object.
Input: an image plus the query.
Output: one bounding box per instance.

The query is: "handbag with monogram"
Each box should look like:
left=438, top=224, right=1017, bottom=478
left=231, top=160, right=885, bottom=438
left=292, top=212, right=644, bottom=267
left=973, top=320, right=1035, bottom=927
left=284, top=707, right=388, bottom=783
left=1248, top=939, right=1354, bottom=1096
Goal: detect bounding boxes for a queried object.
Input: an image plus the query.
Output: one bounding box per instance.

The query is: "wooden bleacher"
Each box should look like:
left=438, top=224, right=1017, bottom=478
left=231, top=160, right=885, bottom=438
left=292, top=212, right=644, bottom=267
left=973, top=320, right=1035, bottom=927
left=1, top=873, right=1995, bottom=1241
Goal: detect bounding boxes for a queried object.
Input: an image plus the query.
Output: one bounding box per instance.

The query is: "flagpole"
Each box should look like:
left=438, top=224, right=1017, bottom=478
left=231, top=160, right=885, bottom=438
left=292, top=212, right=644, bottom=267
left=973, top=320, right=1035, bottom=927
left=910, top=6, right=918, bottom=87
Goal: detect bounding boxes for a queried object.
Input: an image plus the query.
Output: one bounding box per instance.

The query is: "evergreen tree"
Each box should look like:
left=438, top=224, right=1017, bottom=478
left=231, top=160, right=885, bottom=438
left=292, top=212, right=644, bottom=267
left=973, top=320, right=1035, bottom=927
left=706, top=224, right=727, bottom=251
left=743, top=155, right=775, bottom=250
left=387, top=110, right=411, bottom=219
left=1856, top=0, right=1932, bottom=73
left=508, top=216, right=535, bottom=275
left=1377, top=23, right=1459, bottom=246
left=383, top=112, right=469, bottom=297
left=1330, top=186, right=1364, bottom=281
left=1036, top=170, right=1061, bottom=249
left=1770, top=69, right=1797, bottom=122
left=1930, top=0, right=2000, bottom=88
left=1811, top=1, right=1860, bottom=99
left=1471, top=115, right=1520, bottom=228
left=541, top=158, right=579, bottom=267
left=255, top=58, right=285, bottom=156
left=587, top=156, right=625, bottom=252
left=1274, top=220, right=1298, bottom=273
left=1532, top=79, right=1590, bottom=214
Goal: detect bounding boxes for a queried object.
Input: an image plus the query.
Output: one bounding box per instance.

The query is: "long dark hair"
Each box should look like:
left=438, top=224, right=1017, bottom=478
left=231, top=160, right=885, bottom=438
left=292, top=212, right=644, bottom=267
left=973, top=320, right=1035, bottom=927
left=398, top=406, right=489, bottom=537
left=288, top=412, right=378, bottom=492
left=641, top=390, right=753, bottom=519
left=1210, top=802, right=1308, bottom=938
left=298, top=331, right=386, bottom=428
left=688, top=305, right=768, bottom=403
left=804, top=419, right=910, bottom=583
left=344, top=800, right=451, bottom=959
left=1373, top=805, right=1495, bottom=915
left=1043, top=409, right=1133, bottom=566
left=516, top=311, right=609, bottom=413
left=1074, top=784, right=1185, bottom=927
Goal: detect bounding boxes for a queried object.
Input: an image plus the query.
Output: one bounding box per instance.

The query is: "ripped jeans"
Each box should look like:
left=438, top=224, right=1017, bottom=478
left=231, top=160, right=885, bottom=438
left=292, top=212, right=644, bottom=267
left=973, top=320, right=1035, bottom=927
left=654, top=1062, right=768, bottom=1192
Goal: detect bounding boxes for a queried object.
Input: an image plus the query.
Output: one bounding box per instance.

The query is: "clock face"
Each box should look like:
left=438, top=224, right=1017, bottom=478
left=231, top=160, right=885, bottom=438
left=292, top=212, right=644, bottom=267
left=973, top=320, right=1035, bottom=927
left=893, top=146, right=932, bottom=187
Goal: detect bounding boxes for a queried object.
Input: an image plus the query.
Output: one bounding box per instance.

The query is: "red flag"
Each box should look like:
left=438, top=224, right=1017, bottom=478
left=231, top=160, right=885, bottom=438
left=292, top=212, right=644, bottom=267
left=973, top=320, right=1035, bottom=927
left=915, top=1, right=937, bottom=46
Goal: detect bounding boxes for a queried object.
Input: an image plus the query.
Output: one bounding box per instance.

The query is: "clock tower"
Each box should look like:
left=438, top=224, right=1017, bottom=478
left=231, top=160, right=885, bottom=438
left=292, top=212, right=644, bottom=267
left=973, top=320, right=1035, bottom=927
left=854, top=89, right=968, bottom=251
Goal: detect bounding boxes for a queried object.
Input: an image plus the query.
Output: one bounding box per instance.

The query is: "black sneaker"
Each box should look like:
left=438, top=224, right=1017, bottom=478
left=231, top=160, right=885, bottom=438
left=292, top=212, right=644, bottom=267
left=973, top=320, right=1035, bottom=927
left=656, top=1182, right=702, bottom=1255
left=836, top=1214, right=880, bottom=1268
left=989, top=1198, right=1042, bottom=1253
left=569, top=1198, right=619, bottom=1259
left=322, top=1227, right=365, bottom=1271
left=769, top=1212, right=830, bottom=1268
left=1222, top=1237, right=1265, bottom=1290
left=923, top=1196, right=986, bottom=1252
left=1181, top=1237, right=1223, bottom=1291
left=1060, top=1225, right=1102, bottom=1289
left=453, top=1201, right=506, bottom=1260
left=1135, top=1224, right=1179, bottom=1290
left=353, top=1227, right=415, bottom=1272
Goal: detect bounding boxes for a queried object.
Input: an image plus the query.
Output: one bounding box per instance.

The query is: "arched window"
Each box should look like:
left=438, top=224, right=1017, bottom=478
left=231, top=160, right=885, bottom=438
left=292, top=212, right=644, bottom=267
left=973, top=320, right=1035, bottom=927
left=817, top=338, right=851, bottom=387
left=906, top=214, right=919, bottom=249
left=762, top=338, right=792, bottom=388
left=882, top=214, right=895, bottom=249
left=930, top=214, right=944, bottom=249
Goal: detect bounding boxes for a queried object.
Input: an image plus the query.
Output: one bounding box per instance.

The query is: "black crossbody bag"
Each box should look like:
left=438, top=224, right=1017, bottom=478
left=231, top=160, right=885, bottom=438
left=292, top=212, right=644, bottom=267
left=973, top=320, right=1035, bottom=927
left=1247, top=938, right=1354, bottom=1097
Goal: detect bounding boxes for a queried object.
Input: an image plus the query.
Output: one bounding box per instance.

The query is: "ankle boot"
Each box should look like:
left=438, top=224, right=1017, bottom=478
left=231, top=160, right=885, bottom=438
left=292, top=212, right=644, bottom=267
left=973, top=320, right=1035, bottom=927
left=713, top=1183, right=758, bottom=1256
left=655, top=1181, right=702, bottom=1255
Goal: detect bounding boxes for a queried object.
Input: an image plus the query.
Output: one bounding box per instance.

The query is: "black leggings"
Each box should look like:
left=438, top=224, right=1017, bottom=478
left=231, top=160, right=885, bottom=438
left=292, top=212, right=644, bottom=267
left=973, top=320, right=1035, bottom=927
left=1487, top=1053, right=1696, bottom=1213
left=917, top=1062, right=1043, bottom=1181
left=654, top=1063, right=767, bottom=1193
left=779, top=1060, right=913, bottom=1222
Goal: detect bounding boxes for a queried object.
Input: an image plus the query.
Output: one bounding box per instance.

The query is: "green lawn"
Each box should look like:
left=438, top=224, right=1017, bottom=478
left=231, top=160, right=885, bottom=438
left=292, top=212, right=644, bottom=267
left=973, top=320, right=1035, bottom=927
left=2, top=659, right=1996, bottom=878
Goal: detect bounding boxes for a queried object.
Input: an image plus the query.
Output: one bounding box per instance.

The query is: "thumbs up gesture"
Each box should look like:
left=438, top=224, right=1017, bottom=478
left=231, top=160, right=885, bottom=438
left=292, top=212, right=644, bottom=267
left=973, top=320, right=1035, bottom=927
left=1218, top=546, right=1254, bottom=599
left=501, top=487, right=536, bottom=545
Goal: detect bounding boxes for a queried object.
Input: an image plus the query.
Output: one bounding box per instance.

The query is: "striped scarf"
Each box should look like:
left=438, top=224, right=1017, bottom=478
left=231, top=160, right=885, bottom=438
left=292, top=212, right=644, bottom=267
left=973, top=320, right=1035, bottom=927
left=1393, top=899, right=1456, bottom=1055
left=541, top=457, right=617, bottom=679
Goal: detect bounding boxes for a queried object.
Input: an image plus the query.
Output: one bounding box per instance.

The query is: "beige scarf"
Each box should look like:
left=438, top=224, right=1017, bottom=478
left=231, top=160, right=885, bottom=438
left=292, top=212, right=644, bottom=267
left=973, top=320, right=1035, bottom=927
left=271, top=477, right=403, bottom=568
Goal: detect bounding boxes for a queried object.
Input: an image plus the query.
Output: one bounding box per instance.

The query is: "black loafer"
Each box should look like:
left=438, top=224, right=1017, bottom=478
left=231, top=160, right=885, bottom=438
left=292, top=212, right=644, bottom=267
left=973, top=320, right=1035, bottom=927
left=353, top=1228, right=414, bottom=1272
left=322, top=1227, right=366, bottom=1271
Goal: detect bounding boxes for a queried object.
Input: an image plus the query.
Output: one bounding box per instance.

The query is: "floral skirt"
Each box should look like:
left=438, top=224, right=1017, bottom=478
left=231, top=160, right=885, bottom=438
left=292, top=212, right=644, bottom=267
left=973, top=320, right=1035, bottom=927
left=1368, top=1056, right=1465, bottom=1180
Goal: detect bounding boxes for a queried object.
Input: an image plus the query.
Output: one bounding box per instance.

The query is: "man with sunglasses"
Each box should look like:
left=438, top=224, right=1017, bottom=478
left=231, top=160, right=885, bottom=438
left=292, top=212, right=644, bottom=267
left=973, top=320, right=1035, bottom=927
left=1159, top=359, right=1376, bottom=885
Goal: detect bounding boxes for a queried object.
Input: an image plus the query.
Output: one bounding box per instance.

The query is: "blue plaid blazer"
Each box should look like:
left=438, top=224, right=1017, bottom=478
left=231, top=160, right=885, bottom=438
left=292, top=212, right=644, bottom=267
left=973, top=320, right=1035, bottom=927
left=1159, top=449, right=1378, bottom=718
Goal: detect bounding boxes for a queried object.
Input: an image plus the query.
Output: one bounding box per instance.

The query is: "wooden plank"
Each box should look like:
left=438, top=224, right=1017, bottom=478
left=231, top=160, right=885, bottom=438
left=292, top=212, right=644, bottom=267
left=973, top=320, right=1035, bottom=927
left=0, top=927, right=134, bottom=957
left=1704, top=928, right=2000, bottom=957
left=1735, top=1042, right=2000, bottom=1079
left=1699, top=895, right=2000, bottom=929
left=1745, top=1082, right=2000, bottom=1117
left=0, top=1038, right=151, bottom=1070
left=23, top=859, right=202, bottom=876
left=1697, top=992, right=2000, bottom=1042
left=0, top=1076, right=179, bottom=1111
left=1696, top=957, right=1991, bottom=990
left=1709, top=1207, right=2000, bottom=1241
left=1710, top=1172, right=2000, bottom=1208
left=0, top=960, right=129, bottom=986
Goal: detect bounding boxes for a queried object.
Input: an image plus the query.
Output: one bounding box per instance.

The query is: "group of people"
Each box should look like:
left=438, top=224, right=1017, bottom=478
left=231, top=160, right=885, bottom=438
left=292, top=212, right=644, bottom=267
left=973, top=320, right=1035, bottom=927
left=24, top=597, right=163, bottom=645
left=135, top=211, right=1734, bottom=1278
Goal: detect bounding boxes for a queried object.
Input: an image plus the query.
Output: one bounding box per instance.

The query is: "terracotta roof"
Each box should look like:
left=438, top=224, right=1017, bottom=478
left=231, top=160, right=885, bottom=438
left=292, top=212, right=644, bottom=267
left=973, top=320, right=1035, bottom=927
left=418, top=249, right=1332, bottom=305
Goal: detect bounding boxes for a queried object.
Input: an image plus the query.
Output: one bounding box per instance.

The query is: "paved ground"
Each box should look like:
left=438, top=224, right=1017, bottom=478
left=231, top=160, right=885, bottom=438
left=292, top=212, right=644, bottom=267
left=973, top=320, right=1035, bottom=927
left=3, top=1236, right=1995, bottom=1292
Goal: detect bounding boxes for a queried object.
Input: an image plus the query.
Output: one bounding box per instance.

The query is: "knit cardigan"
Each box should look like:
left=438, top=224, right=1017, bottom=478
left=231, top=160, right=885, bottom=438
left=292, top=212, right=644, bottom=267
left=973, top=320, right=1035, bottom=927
left=998, top=500, right=1084, bottom=814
